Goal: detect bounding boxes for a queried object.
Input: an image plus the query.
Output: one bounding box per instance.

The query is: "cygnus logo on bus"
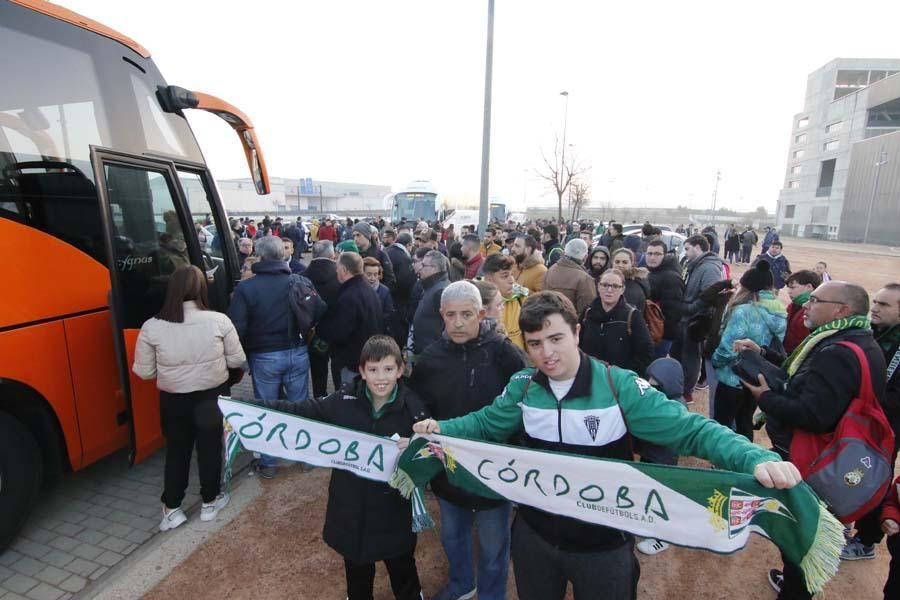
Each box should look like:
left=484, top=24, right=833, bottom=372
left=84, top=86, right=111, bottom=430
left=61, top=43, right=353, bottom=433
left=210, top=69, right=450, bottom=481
left=117, top=255, right=153, bottom=271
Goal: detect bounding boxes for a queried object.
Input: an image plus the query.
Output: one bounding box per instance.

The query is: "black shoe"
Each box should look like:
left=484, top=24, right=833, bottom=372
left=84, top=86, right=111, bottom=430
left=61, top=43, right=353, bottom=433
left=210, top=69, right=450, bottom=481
left=767, top=569, right=783, bottom=594
left=252, top=459, right=277, bottom=479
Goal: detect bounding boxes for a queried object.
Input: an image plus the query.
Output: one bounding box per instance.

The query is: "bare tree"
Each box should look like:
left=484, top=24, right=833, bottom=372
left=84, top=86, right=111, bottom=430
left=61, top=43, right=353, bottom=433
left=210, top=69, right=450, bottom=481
left=538, top=137, right=587, bottom=222
left=569, top=179, right=590, bottom=222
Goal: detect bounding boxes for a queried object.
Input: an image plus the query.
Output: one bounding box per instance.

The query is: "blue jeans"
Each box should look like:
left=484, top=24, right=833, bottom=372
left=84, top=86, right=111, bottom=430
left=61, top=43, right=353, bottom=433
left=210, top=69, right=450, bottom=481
left=250, top=346, right=310, bottom=467
left=437, top=498, right=511, bottom=600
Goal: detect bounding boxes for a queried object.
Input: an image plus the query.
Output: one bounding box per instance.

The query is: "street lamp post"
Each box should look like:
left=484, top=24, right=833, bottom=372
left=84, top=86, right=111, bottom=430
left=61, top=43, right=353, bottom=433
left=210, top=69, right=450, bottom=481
left=710, top=169, right=720, bottom=228
left=863, top=147, right=888, bottom=244
left=558, top=91, right=569, bottom=223
left=477, top=0, right=495, bottom=237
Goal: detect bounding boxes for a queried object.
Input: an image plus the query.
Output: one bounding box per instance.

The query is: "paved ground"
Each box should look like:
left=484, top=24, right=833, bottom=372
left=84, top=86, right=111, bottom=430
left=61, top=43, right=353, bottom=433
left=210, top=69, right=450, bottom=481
left=0, top=379, right=254, bottom=600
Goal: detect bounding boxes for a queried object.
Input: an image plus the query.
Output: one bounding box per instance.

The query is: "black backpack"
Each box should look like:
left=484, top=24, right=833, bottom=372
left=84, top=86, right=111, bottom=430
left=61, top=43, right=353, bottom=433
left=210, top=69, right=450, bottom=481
left=288, top=274, right=327, bottom=342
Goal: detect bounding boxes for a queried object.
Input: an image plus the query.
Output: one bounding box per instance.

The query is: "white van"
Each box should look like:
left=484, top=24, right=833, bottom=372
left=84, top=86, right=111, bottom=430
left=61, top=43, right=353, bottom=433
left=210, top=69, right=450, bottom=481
left=443, top=209, right=480, bottom=232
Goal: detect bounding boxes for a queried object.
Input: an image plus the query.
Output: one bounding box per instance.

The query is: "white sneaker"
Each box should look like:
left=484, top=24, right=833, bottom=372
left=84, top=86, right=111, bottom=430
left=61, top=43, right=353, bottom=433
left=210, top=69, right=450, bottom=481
left=200, top=493, right=230, bottom=522
left=636, top=538, right=669, bottom=555
left=160, top=506, right=187, bottom=531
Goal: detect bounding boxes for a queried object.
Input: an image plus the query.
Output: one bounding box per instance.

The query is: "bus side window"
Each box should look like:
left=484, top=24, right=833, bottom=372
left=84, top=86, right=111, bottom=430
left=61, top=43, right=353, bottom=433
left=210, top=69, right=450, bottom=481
left=177, top=170, right=230, bottom=312
left=103, top=164, right=191, bottom=328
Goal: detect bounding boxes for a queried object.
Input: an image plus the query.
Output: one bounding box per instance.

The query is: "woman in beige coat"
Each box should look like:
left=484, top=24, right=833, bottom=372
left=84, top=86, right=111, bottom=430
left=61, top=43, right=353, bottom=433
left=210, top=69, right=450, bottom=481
left=133, top=266, right=246, bottom=531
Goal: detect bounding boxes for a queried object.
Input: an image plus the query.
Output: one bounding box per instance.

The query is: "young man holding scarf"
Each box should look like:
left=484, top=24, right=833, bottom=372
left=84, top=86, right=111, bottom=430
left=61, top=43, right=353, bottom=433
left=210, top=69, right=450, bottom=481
left=414, top=291, right=801, bottom=600
left=741, top=280, right=887, bottom=599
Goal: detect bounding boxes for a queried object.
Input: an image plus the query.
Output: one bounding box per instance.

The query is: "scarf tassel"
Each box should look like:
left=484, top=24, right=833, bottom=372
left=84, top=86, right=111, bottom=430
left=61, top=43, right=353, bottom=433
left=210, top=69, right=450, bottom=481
left=799, top=501, right=845, bottom=594
left=390, top=467, right=436, bottom=532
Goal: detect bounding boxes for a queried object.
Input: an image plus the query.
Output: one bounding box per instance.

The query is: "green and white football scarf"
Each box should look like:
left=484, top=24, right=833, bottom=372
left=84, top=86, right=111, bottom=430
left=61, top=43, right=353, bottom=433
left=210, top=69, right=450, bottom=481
left=391, top=434, right=843, bottom=594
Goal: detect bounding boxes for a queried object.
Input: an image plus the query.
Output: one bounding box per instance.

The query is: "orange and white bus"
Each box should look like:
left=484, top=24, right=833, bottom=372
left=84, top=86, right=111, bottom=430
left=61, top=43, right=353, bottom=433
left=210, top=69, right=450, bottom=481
left=0, top=0, right=270, bottom=548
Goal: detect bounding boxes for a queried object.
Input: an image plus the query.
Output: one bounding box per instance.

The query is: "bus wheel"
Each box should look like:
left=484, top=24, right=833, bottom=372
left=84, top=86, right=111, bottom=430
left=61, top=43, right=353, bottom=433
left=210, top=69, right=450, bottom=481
left=0, top=413, right=43, bottom=550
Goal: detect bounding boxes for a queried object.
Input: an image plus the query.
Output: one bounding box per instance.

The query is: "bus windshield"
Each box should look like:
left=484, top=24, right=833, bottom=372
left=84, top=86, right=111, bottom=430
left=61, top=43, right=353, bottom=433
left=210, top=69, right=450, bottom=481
left=393, top=192, right=437, bottom=222
left=0, top=7, right=204, bottom=185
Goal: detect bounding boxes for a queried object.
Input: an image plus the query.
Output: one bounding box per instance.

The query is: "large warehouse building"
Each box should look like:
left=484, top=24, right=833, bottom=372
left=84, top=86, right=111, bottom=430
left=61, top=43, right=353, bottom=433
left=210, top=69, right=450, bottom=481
left=776, top=58, right=900, bottom=242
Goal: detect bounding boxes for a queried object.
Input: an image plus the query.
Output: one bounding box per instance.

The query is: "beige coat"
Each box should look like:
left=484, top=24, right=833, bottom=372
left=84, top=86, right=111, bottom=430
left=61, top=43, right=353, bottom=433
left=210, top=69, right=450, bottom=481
left=542, top=257, right=597, bottom=317
left=132, top=301, right=246, bottom=393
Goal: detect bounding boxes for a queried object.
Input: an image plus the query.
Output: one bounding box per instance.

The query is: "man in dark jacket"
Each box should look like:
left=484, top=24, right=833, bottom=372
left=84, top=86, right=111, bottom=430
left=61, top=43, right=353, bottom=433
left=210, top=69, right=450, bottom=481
left=670, top=234, right=723, bottom=402
left=304, top=240, right=342, bottom=398
left=542, top=224, right=564, bottom=267
left=762, top=227, right=780, bottom=254
left=283, top=218, right=306, bottom=257
left=837, top=283, right=900, bottom=566
left=410, top=251, right=450, bottom=355
left=352, top=222, right=396, bottom=291
left=227, top=235, right=311, bottom=478
left=752, top=241, right=791, bottom=290
left=740, top=226, right=758, bottom=264
left=742, top=281, right=887, bottom=599
left=644, top=239, right=684, bottom=357
left=317, top=252, right=382, bottom=385
left=409, top=281, right=528, bottom=600
left=385, top=233, right=416, bottom=349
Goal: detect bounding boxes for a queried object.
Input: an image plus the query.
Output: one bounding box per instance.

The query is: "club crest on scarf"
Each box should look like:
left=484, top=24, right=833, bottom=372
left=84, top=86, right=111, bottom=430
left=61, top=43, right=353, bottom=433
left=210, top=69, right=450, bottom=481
left=413, top=441, right=457, bottom=473
left=708, top=488, right=796, bottom=538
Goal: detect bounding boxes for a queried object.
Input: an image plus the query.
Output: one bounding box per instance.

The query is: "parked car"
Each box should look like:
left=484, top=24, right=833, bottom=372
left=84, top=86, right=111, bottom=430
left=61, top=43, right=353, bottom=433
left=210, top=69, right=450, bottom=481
left=593, top=230, right=686, bottom=260
left=620, top=223, right=673, bottom=236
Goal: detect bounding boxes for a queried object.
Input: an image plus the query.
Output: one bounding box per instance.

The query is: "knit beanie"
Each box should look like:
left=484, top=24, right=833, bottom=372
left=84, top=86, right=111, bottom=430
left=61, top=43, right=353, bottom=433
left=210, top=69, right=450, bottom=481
left=646, top=357, right=684, bottom=399
left=739, top=259, right=773, bottom=292
left=352, top=222, right=373, bottom=238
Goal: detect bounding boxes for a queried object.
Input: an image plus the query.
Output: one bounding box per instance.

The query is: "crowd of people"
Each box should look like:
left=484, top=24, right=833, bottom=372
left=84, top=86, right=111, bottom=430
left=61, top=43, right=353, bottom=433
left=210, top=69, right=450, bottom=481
left=131, top=213, right=899, bottom=600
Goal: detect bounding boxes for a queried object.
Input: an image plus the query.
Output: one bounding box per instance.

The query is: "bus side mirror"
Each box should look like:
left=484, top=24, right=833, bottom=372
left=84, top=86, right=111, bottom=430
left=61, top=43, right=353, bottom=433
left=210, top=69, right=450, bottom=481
left=157, top=85, right=271, bottom=195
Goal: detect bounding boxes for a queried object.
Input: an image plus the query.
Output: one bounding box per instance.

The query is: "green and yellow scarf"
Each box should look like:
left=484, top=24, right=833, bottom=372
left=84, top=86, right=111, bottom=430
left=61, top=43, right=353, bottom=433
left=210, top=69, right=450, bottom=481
left=783, top=314, right=870, bottom=376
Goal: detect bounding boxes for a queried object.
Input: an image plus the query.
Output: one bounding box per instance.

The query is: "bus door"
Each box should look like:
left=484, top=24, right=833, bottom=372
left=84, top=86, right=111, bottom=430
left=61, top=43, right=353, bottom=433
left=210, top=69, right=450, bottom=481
left=90, top=148, right=205, bottom=464
left=172, top=166, right=240, bottom=311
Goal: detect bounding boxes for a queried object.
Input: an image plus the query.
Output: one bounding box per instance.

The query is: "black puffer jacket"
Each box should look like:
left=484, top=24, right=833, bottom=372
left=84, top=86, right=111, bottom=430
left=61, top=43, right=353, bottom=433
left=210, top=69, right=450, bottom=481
left=303, top=258, right=340, bottom=307
left=411, top=271, right=450, bottom=353
left=579, top=296, right=654, bottom=376
left=384, top=244, right=415, bottom=306
left=409, top=320, right=528, bottom=509
left=647, top=255, right=685, bottom=340
left=759, top=327, right=887, bottom=458
left=261, top=379, right=429, bottom=563
left=317, top=274, right=382, bottom=371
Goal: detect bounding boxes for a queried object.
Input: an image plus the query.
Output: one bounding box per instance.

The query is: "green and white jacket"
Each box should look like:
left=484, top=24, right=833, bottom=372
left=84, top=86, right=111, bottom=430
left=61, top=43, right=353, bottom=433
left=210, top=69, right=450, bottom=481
left=440, top=353, right=780, bottom=550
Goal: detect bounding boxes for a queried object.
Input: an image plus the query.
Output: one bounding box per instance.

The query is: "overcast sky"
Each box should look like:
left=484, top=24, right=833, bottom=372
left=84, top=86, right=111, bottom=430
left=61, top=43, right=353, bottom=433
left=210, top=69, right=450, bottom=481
left=66, top=0, right=900, bottom=212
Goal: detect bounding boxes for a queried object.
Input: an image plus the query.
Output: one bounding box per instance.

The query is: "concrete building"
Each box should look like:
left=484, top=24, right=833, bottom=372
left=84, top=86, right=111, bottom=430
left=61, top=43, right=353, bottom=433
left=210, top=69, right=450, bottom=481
left=776, top=58, right=900, bottom=239
left=213, top=177, right=392, bottom=215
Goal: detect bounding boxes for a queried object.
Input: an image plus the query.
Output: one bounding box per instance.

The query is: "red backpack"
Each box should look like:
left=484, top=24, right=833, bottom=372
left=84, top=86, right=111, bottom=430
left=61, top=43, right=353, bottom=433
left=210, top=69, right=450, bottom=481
left=789, top=341, right=896, bottom=523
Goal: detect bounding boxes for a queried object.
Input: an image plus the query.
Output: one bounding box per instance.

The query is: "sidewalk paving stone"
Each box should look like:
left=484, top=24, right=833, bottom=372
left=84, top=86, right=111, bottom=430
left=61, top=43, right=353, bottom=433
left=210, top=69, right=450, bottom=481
left=33, top=566, right=68, bottom=587
left=3, top=574, right=37, bottom=595
left=39, top=552, right=73, bottom=571
left=70, top=544, right=102, bottom=562
left=62, top=559, right=98, bottom=579
left=24, top=582, right=64, bottom=600
left=58, top=575, right=86, bottom=594
left=97, top=537, right=130, bottom=554
left=9, top=557, right=42, bottom=578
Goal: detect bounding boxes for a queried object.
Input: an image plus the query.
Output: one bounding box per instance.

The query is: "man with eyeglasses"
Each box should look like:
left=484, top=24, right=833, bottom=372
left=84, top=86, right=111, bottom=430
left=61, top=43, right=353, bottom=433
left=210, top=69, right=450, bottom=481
left=410, top=251, right=451, bottom=358
left=739, top=281, right=887, bottom=598
left=644, top=239, right=684, bottom=358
